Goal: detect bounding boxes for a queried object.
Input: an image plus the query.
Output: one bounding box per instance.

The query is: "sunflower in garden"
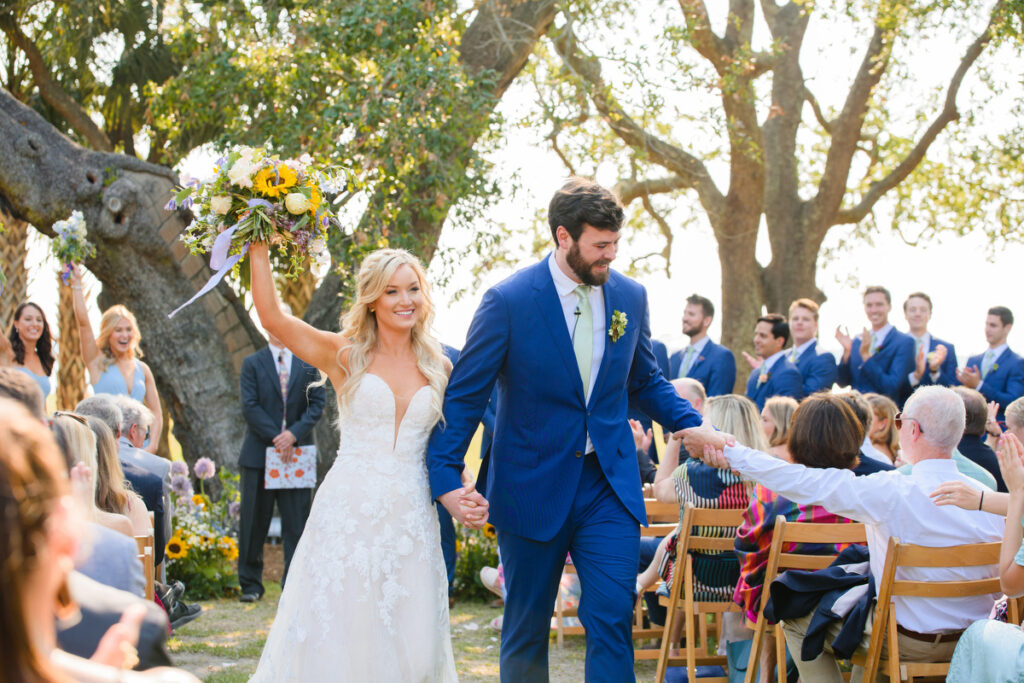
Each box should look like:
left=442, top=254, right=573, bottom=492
left=253, top=163, right=298, bottom=198
left=166, top=535, right=189, bottom=560
left=483, top=523, right=497, bottom=540
left=219, top=536, right=239, bottom=561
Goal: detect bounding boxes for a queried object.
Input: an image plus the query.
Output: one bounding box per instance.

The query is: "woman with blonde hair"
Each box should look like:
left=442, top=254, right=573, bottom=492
left=865, top=392, right=900, bottom=463
left=246, top=242, right=469, bottom=681
left=760, top=395, right=798, bottom=457
left=67, top=265, right=163, bottom=453
left=84, top=415, right=152, bottom=538
left=49, top=413, right=134, bottom=538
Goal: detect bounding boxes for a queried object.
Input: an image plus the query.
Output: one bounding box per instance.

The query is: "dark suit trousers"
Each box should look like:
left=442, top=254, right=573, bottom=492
left=238, top=465, right=311, bottom=596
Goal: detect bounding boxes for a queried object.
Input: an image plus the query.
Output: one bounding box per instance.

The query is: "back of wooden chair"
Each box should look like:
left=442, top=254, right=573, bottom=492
left=634, top=499, right=682, bottom=659
left=135, top=534, right=155, bottom=601
left=655, top=505, right=746, bottom=683
left=643, top=498, right=681, bottom=537
left=744, top=519, right=867, bottom=683
left=858, top=536, right=1001, bottom=683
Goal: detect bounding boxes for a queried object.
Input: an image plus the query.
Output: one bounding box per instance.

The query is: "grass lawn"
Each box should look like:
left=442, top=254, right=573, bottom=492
left=169, top=582, right=663, bottom=682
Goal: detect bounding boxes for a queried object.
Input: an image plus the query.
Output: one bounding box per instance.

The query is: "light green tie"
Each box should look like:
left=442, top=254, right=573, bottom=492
left=679, top=346, right=696, bottom=378
left=572, top=286, right=593, bottom=397
left=870, top=332, right=880, bottom=356
left=982, top=350, right=996, bottom=379
left=789, top=347, right=800, bottom=363
left=915, top=337, right=923, bottom=359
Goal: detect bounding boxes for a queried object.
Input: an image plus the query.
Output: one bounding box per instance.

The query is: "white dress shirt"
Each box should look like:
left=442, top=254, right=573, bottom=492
left=789, top=338, right=817, bottom=363
left=722, top=445, right=1004, bottom=634
left=548, top=253, right=606, bottom=453
left=268, top=343, right=293, bottom=379
left=869, top=323, right=893, bottom=352
left=761, top=349, right=787, bottom=375
left=907, top=332, right=941, bottom=387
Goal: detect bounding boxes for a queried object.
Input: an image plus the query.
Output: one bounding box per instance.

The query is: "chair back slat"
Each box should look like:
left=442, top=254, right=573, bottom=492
left=645, top=499, right=681, bottom=523
left=895, top=541, right=1001, bottom=567
left=774, top=521, right=867, bottom=545
left=892, top=577, right=1002, bottom=598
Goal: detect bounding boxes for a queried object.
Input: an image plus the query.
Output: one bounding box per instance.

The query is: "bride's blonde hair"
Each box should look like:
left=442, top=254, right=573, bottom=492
left=334, top=249, right=448, bottom=426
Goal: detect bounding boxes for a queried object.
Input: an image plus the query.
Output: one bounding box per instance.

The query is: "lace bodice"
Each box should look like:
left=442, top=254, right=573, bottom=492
left=336, top=373, right=434, bottom=461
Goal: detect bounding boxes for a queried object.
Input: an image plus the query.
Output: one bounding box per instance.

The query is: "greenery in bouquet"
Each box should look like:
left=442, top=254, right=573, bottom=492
left=451, top=522, right=499, bottom=602
left=165, top=458, right=241, bottom=599
left=50, top=211, right=96, bottom=284
left=170, top=146, right=348, bottom=279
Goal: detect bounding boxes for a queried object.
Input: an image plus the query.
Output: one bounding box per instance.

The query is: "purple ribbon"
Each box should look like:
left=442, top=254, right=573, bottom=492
left=167, top=224, right=247, bottom=318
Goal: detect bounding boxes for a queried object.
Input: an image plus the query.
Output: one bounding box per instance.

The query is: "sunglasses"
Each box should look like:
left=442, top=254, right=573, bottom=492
left=52, top=411, right=89, bottom=426
left=894, top=412, right=925, bottom=434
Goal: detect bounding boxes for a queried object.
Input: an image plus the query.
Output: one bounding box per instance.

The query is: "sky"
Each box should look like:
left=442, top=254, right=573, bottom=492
left=15, top=2, right=1023, bottom=376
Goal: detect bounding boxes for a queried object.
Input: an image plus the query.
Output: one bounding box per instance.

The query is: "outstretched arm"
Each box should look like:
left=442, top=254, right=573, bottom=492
left=249, top=242, right=347, bottom=381
left=140, top=362, right=163, bottom=454
left=68, top=264, right=102, bottom=380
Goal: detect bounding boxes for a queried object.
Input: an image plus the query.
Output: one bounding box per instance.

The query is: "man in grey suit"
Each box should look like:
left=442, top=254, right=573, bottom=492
left=237, top=323, right=326, bottom=602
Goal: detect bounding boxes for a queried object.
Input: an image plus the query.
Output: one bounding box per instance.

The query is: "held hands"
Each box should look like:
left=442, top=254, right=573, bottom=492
left=439, top=469, right=489, bottom=529
left=956, top=365, right=981, bottom=389
left=676, top=425, right=735, bottom=470
left=741, top=351, right=763, bottom=371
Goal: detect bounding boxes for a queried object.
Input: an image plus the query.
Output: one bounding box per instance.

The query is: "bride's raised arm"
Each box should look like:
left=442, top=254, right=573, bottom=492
left=249, top=242, right=347, bottom=379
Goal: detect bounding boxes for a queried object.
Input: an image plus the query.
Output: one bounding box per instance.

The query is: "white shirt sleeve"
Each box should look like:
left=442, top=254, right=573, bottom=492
left=723, top=445, right=905, bottom=525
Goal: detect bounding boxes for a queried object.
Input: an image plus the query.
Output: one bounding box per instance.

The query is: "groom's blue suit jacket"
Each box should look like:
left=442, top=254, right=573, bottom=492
left=427, top=259, right=703, bottom=542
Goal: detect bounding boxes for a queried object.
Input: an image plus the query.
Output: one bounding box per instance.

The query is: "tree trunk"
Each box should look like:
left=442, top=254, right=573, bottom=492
left=55, top=272, right=87, bottom=410
left=0, top=208, right=28, bottom=324
left=0, top=88, right=263, bottom=469
left=714, top=214, right=764, bottom=392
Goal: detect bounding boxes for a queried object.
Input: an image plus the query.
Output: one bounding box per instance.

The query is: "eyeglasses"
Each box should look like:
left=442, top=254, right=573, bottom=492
left=894, top=412, right=925, bottom=434
left=52, top=411, right=88, bottom=426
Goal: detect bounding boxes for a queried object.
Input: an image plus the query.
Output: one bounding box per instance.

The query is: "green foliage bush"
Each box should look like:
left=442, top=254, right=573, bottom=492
left=451, top=523, right=499, bottom=602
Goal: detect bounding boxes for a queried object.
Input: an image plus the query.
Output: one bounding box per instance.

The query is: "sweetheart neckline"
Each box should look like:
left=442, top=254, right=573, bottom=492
left=362, top=374, right=431, bottom=450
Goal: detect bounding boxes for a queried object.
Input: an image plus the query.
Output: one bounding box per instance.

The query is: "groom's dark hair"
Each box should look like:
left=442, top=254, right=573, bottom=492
left=548, top=177, right=624, bottom=242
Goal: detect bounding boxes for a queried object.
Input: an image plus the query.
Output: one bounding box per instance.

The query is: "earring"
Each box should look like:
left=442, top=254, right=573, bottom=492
left=369, top=307, right=375, bottom=313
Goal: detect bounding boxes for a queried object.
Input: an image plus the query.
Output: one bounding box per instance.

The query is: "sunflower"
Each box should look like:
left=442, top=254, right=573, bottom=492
left=253, top=163, right=298, bottom=198
left=482, top=523, right=497, bottom=540
left=191, top=493, right=206, bottom=509
left=219, top=536, right=239, bottom=561
left=306, top=184, right=322, bottom=213
left=166, top=535, right=189, bottom=560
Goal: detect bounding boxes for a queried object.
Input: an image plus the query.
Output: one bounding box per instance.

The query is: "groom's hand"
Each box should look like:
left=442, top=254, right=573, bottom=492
left=439, top=471, right=489, bottom=529
left=674, top=425, right=734, bottom=459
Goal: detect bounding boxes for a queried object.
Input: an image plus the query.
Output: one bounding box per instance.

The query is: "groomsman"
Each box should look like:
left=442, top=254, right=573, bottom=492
left=958, top=306, right=1024, bottom=423
left=836, top=286, right=915, bottom=405
left=786, top=298, right=837, bottom=394
left=237, top=315, right=326, bottom=602
left=669, top=294, right=736, bottom=396
left=900, top=291, right=958, bottom=403
left=744, top=314, right=803, bottom=410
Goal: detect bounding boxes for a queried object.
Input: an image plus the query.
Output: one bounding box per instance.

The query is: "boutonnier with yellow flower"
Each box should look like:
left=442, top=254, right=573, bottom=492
left=758, top=372, right=770, bottom=385
left=609, top=310, right=628, bottom=342
left=167, top=146, right=349, bottom=316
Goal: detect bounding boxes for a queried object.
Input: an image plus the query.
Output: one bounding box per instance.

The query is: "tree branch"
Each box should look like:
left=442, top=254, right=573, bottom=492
left=677, top=0, right=726, bottom=70
left=835, top=3, right=1001, bottom=225
left=551, top=24, right=725, bottom=220
left=0, top=16, right=113, bottom=152
left=614, top=176, right=694, bottom=205
left=802, top=84, right=832, bottom=134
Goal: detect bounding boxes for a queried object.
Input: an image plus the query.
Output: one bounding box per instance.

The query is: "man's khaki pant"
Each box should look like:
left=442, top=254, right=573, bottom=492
left=780, top=609, right=958, bottom=682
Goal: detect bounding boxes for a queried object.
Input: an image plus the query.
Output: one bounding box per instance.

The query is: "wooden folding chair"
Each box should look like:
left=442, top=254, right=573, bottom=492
left=744, top=519, right=867, bottom=683
left=633, top=498, right=682, bottom=660
left=853, top=536, right=1002, bottom=683
left=135, top=533, right=155, bottom=601
left=655, top=506, right=746, bottom=683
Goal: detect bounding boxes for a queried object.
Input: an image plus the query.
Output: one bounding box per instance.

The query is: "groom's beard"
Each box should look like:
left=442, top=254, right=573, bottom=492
left=567, top=242, right=611, bottom=286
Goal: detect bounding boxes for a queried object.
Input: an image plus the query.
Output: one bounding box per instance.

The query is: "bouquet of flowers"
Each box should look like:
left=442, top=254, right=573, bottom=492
left=165, top=458, right=241, bottom=599
left=51, top=211, right=96, bottom=284
left=169, top=146, right=344, bottom=280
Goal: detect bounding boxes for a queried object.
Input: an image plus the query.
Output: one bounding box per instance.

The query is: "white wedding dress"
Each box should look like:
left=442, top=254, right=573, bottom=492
left=250, top=374, right=458, bottom=682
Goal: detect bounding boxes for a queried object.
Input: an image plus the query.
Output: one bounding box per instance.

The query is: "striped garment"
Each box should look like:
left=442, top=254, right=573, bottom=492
left=733, top=483, right=856, bottom=623
left=658, top=459, right=750, bottom=601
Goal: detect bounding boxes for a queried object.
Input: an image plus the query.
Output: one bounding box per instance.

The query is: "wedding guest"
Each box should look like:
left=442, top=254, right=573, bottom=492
left=734, top=395, right=867, bottom=681
left=0, top=331, right=14, bottom=366
left=683, top=386, right=1006, bottom=682
left=8, top=301, right=54, bottom=401
left=68, top=264, right=163, bottom=453
left=669, top=294, right=736, bottom=396
left=1007, top=397, right=1024, bottom=443
left=835, top=392, right=895, bottom=472
left=953, top=387, right=1006, bottom=492
left=958, top=306, right=1024, bottom=423
left=743, top=314, right=803, bottom=410
left=237, top=312, right=326, bottom=603
left=786, top=298, right=838, bottom=394
left=760, top=395, right=797, bottom=457
left=0, top=398, right=197, bottom=682
left=85, top=416, right=152, bottom=538
left=0, top=366, right=46, bottom=421
left=836, top=285, right=916, bottom=405
left=864, top=393, right=900, bottom=464
left=900, top=292, right=958, bottom=402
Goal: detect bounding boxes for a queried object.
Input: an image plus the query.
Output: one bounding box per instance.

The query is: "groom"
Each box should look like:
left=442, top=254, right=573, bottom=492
left=428, top=178, right=703, bottom=681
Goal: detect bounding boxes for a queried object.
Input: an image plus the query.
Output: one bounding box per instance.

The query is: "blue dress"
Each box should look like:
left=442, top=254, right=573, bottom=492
left=93, top=361, right=146, bottom=401
left=15, top=366, right=51, bottom=399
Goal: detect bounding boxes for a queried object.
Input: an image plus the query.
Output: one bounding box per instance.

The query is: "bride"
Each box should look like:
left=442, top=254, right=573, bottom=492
left=247, top=242, right=485, bottom=681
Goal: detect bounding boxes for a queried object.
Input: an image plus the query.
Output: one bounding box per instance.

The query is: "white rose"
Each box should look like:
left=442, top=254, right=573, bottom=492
left=284, top=192, right=312, bottom=215
left=210, top=196, right=232, bottom=215
left=228, top=158, right=256, bottom=188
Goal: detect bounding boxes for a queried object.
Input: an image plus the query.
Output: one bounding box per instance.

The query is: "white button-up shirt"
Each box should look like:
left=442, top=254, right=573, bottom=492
left=268, top=343, right=292, bottom=380
left=548, top=253, right=606, bottom=453
left=722, top=445, right=1004, bottom=633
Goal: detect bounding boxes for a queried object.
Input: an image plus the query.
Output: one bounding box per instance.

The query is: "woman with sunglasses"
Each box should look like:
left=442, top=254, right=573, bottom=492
left=8, top=301, right=55, bottom=402
left=66, top=265, right=163, bottom=454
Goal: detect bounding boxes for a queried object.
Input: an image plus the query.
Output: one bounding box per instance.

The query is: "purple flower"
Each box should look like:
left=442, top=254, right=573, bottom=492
left=170, top=461, right=188, bottom=477
left=321, top=215, right=329, bottom=228
left=170, top=474, right=192, bottom=497
left=228, top=501, right=241, bottom=519
left=164, top=198, right=177, bottom=211
left=193, top=457, right=216, bottom=480
left=215, top=156, right=227, bottom=168
left=181, top=196, right=194, bottom=210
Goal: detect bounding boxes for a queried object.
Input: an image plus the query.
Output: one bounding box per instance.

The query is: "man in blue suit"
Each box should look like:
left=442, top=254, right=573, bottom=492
left=668, top=294, right=736, bottom=396
left=427, top=178, right=704, bottom=682
left=237, top=322, right=326, bottom=602
left=899, top=291, right=958, bottom=403
left=958, top=306, right=1024, bottom=423
left=836, top=285, right=915, bottom=405
left=744, top=314, right=804, bottom=410
left=786, top=298, right=837, bottom=394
